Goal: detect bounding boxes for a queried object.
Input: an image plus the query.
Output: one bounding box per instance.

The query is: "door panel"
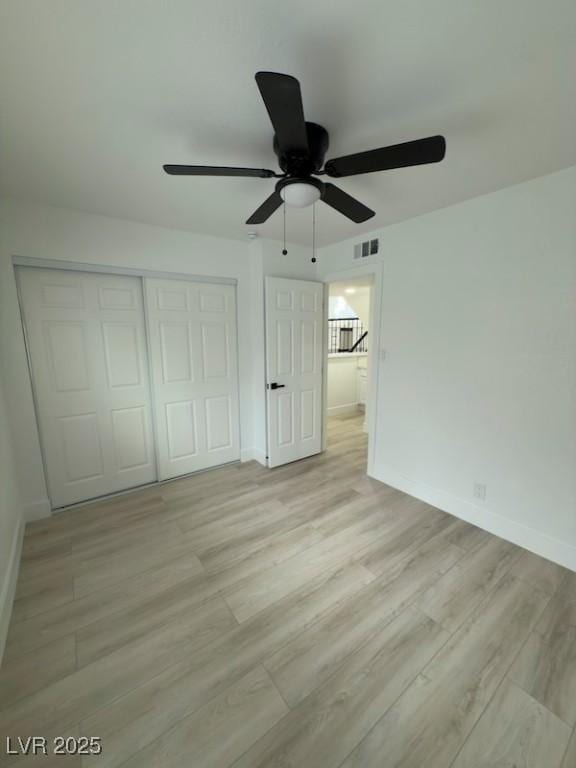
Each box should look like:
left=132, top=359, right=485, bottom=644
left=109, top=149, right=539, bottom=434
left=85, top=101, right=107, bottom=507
left=265, top=277, right=323, bottom=467
left=157, top=284, right=188, bottom=311
left=301, top=389, right=316, bottom=441
left=277, top=391, right=294, bottom=447
left=145, top=278, right=240, bottom=480
left=18, top=268, right=157, bottom=507
left=276, top=320, right=294, bottom=375
left=102, top=323, right=142, bottom=387
left=201, top=323, right=229, bottom=378
left=97, top=284, right=138, bottom=310
left=46, top=323, right=91, bottom=391
left=301, top=320, right=317, bottom=373
left=205, top=395, right=233, bottom=450
left=40, top=281, right=84, bottom=308
left=166, top=400, right=198, bottom=459
left=59, top=413, right=103, bottom=481
left=111, top=406, right=151, bottom=471
left=199, top=289, right=228, bottom=312
left=160, top=323, right=193, bottom=382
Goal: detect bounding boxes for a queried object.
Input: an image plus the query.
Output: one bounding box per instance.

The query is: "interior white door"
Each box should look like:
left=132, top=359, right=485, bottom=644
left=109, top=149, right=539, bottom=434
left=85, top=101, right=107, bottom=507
left=144, top=278, right=240, bottom=480
left=265, top=276, right=324, bottom=468
left=18, top=268, right=157, bottom=508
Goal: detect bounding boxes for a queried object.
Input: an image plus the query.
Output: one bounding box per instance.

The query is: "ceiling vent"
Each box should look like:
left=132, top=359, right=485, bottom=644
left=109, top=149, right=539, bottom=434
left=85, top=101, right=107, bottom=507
left=353, top=238, right=379, bottom=259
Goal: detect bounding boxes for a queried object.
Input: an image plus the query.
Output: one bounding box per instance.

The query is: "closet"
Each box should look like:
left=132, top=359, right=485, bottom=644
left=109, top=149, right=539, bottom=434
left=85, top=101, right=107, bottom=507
left=17, top=267, right=240, bottom=508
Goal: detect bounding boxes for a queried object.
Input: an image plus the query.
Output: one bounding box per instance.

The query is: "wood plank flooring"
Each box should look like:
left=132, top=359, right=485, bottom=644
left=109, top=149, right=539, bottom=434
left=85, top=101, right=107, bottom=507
left=1, top=412, right=574, bottom=767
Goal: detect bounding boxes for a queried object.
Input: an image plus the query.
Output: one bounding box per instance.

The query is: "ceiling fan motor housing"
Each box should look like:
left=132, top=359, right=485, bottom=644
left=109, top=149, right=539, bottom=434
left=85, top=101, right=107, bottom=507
left=273, top=122, right=329, bottom=176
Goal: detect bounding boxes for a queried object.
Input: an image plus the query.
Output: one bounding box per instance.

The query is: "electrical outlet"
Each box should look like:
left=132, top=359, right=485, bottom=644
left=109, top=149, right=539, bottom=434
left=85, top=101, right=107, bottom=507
left=473, top=482, right=487, bottom=502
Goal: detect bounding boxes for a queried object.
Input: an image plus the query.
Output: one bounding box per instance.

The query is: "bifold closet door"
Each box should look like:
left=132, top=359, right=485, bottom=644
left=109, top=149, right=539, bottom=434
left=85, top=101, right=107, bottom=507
left=144, top=278, right=240, bottom=480
left=18, top=268, right=157, bottom=508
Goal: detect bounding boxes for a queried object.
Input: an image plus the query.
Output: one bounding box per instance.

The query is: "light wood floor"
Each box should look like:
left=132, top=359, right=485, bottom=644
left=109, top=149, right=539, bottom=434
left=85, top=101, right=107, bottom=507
left=1, top=412, right=575, bottom=767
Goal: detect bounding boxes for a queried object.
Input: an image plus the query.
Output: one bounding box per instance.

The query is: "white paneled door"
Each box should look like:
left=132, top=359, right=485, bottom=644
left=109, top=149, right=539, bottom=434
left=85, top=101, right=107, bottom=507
left=265, top=277, right=324, bottom=468
left=18, top=268, right=157, bottom=508
left=144, top=278, right=240, bottom=480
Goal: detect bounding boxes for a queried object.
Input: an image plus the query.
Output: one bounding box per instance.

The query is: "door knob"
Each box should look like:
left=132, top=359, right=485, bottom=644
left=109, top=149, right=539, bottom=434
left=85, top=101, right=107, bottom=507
left=268, top=382, right=286, bottom=390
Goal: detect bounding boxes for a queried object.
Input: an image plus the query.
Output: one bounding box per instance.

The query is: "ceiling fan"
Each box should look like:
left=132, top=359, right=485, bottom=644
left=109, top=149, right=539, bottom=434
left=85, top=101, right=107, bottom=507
left=163, top=72, right=446, bottom=225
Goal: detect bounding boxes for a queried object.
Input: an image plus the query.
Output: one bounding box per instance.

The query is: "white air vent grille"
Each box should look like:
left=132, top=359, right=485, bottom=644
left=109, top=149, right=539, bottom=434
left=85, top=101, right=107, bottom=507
left=353, top=238, right=379, bottom=259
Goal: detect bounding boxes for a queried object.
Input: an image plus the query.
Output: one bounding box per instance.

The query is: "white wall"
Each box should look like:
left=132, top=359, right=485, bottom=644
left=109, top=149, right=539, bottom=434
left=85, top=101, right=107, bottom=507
left=0, top=201, right=314, bottom=517
left=344, top=289, right=371, bottom=332
left=327, top=354, right=366, bottom=413
left=260, top=239, right=317, bottom=282
left=318, top=166, right=576, bottom=570
left=0, top=371, right=24, bottom=662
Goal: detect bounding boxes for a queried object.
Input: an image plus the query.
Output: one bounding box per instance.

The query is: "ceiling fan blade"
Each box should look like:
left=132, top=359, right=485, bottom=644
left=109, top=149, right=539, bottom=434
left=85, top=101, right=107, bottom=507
left=246, top=191, right=283, bottom=225
left=322, top=183, right=375, bottom=223
left=255, top=72, right=309, bottom=156
left=163, top=165, right=277, bottom=178
left=324, top=135, right=446, bottom=178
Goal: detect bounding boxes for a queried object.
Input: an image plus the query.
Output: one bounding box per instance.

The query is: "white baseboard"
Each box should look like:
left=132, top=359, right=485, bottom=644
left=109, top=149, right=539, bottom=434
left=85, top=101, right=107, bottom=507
left=240, top=448, right=268, bottom=467
left=373, top=464, right=576, bottom=573
left=23, top=497, right=51, bottom=522
left=327, top=403, right=361, bottom=415
left=0, top=520, right=24, bottom=665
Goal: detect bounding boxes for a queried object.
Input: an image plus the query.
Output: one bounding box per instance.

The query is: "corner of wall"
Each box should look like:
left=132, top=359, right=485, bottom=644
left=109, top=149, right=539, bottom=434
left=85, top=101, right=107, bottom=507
left=0, top=507, right=24, bottom=665
left=373, top=463, right=576, bottom=572
left=23, top=497, right=51, bottom=522
left=240, top=447, right=268, bottom=466
left=247, top=240, right=267, bottom=463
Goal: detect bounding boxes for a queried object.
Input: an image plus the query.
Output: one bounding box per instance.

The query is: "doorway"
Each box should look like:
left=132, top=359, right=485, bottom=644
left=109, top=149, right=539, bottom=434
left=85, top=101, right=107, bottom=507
left=325, top=275, right=373, bottom=467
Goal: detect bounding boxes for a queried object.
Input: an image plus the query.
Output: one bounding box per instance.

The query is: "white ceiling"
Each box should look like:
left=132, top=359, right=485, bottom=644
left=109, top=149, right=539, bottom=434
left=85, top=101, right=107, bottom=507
left=1, top=0, right=574, bottom=246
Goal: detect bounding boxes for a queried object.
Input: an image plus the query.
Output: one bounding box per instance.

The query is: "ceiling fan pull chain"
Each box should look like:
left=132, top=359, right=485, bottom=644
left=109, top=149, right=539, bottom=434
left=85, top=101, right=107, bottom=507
left=311, top=202, right=317, bottom=264
left=282, top=202, right=288, bottom=255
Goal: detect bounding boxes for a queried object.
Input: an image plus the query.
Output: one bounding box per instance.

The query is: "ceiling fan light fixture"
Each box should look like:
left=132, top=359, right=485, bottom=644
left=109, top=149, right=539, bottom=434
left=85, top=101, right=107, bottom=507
left=279, top=182, right=321, bottom=208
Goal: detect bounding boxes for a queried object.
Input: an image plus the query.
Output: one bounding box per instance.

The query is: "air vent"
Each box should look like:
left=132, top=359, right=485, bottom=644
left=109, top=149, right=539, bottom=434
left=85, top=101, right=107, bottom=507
left=353, top=238, right=379, bottom=259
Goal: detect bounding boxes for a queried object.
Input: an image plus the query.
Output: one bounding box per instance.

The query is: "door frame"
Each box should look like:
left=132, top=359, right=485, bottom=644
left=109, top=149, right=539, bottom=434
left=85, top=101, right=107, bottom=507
left=12, top=255, right=237, bottom=286
left=13, top=255, right=242, bottom=512
left=320, top=260, right=383, bottom=478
